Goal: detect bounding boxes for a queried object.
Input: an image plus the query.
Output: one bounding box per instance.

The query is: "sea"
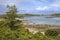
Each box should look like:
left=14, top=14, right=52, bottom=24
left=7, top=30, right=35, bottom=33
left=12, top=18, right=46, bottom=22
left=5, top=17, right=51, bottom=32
left=16, top=16, right=60, bottom=25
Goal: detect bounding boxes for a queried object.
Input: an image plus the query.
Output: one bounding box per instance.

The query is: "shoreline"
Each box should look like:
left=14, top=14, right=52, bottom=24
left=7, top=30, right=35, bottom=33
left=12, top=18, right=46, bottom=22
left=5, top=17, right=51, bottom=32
left=22, top=22, right=60, bottom=34
left=21, top=19, right=60, bottom=25
left=22, top=20, right=60, bottom=26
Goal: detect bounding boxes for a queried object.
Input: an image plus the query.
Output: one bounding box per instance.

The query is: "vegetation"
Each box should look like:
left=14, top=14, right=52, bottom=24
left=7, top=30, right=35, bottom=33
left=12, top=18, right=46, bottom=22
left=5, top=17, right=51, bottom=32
left=45, top=29, right=58, bottom=36
left=50, top=13, right=60, bottom=17
left=0, top=5, right=60, bottom=40
left=23, top=14, right=41, bottom=16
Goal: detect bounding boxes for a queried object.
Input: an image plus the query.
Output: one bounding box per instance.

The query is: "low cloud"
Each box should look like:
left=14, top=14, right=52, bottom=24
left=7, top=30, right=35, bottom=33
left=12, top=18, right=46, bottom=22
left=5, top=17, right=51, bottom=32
left=35, top=6, right=48, bottom=11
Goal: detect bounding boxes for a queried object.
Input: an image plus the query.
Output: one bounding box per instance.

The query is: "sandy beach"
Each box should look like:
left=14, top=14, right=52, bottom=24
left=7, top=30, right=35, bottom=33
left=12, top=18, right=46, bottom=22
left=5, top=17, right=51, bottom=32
left=22, top=22, right=60, bottom=34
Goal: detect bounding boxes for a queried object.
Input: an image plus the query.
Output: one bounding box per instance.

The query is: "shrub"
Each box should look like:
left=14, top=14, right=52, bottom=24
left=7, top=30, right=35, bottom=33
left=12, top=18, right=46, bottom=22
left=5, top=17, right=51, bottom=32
left=45, top=29, right=58, bottom=36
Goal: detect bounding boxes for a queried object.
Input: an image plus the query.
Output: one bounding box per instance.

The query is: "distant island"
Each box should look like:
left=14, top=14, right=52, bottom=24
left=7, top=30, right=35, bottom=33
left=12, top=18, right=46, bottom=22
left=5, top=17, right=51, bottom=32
left=50, top=13, right=60, bottom=17
left=21, top=13, right=60, bottom=17
left=21, top=14, right=47, bottom=16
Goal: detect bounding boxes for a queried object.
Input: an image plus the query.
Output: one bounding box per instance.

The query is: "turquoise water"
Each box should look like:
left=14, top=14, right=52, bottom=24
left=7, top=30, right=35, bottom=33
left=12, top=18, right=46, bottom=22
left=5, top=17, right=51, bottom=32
left=17, top=16, right=60, bottom=25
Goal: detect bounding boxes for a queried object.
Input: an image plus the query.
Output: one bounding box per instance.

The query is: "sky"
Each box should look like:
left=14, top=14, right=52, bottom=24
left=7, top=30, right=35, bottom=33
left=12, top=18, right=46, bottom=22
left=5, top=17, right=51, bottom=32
left=0, top=0, right=60, bottom=14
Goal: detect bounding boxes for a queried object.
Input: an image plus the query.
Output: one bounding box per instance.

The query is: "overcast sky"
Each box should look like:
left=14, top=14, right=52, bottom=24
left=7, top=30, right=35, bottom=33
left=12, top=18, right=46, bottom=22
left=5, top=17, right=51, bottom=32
left=0, top=0, right=60, bottom=14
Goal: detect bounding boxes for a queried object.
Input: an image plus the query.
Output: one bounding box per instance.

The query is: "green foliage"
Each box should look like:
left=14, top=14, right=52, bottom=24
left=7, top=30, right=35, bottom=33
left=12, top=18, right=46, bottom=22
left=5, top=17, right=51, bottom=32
left=0, top=21, right=33, bottom=40
left=17, top=14, right=25, bottom=18
left=0, top=5, right=25, bottom=30
left=0, top=21, right=60, bottom=40
left=0, top=5, right=60, bottom=40
left=0, top=5, right=33, bottom=40
left=6, top=5, right=17, bottom=20
left=51, top=13, right=60, bottom=17
left=45, top=29, right=58, bottom=36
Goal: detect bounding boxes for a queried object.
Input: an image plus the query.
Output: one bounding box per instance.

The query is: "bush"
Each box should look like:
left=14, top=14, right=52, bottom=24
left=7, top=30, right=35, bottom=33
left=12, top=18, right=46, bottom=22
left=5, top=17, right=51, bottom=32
left=45, top=29, right=58, bottom=36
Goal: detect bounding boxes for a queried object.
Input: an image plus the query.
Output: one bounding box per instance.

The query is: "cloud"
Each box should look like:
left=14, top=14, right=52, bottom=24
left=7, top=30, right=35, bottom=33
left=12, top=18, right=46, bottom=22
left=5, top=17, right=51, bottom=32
left=0, top=0, right=17, bottom=5
left=50, top=3, right=60, bottom=8
left=0, top=0, right=35, bottom=6
left=0, top=0, right=60, bottom=14
left=35, top=6, right=48, bottom=10
left=35, top=0, right=60, bottom=11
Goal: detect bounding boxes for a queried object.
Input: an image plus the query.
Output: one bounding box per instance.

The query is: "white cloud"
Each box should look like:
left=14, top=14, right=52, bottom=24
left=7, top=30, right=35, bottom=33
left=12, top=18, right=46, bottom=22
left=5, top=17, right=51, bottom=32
left=0, top=0, right=17, bottom=5
left=51, top=4, right=60, bottom=8
left=36, top=6, right=48, bottom=10
left=42, top=0, right=48, bottom=2
left=32, top=0, right=43, bottom=5
left=0, top=0, right=32, bottom=5
left=50, top=0, right=60, bottom=7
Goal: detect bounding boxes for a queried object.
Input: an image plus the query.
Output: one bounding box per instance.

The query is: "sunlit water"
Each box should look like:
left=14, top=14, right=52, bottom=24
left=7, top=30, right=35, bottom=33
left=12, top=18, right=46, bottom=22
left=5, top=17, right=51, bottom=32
left=16, top=16, right=60, bottom=25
